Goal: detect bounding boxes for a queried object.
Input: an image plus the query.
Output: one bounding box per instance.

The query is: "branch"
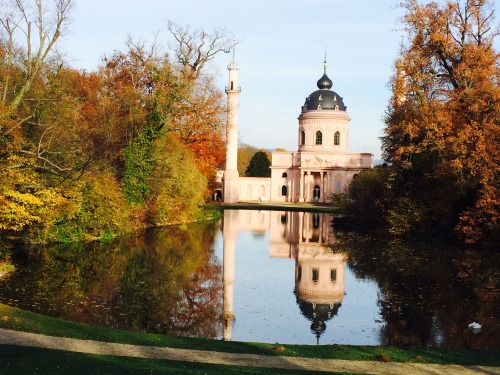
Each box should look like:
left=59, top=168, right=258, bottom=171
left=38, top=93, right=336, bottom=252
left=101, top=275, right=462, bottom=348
left=167, top=20, right=235, bottom=80
left=4, top=113, right=35, bottom=136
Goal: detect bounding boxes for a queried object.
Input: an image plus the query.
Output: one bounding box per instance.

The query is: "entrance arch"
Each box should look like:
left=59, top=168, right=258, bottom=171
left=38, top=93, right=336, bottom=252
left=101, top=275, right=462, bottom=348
left=313, top=185, right=320, bottom=201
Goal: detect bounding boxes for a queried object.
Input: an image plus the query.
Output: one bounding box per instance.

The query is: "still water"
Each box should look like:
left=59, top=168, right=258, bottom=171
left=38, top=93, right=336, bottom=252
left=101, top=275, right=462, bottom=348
left=0, top=210, right=498, bottom=348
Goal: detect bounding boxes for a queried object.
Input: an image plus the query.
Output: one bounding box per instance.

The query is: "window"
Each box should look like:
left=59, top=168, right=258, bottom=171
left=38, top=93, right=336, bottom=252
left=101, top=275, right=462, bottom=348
left=297, top=266, right=302, bottom=281
left=335, top=174, right=342, bottom=193
left=230, top=81, right=234, bottom=90
left=301, top=130, right=305, bottom=145
left=312, top=268, right=319, bottom=282
left=315, top=131, right=322, bottom=145
left=282, top=172, right=287, bottom=178
left=330, top=269, right=337, bottom=282
left=334, top=131, right=340, bottom=145
left=281, top=185, right=288, bottom=196
left=280, top=214, right=287, bottom=224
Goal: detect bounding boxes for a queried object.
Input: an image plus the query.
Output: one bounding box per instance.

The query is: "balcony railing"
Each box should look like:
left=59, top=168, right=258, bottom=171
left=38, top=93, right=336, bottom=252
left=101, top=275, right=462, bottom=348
left=225, top=86, right=241, bottom=93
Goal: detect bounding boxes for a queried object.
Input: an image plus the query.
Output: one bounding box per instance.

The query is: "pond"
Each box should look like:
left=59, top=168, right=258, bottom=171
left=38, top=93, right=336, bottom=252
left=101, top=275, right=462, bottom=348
left=0, top=209, right=498, bottom=349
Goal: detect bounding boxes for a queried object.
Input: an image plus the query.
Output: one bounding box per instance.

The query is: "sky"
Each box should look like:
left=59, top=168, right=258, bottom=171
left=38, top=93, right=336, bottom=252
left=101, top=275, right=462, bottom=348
left=61, top=0, right=407, bottom=160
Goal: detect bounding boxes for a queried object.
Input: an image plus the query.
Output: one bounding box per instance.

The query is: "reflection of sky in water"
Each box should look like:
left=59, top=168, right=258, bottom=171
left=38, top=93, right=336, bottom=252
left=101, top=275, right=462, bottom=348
left=214, top=223, right=383, bottom=345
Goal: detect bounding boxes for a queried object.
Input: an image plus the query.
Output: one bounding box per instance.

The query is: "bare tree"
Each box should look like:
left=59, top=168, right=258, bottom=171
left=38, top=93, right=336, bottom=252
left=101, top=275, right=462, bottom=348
left=167, top=20, right=235, bottom=80
left=0, top=0, right=73, bottom=121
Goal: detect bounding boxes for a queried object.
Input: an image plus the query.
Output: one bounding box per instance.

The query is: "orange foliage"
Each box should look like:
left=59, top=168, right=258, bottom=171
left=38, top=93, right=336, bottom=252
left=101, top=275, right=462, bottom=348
left=383, top=0, right=499, bottom=242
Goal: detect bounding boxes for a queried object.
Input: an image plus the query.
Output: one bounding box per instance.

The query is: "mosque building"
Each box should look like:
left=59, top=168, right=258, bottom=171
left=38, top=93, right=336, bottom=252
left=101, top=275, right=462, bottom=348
left=222, top=55, right=374, bottom=203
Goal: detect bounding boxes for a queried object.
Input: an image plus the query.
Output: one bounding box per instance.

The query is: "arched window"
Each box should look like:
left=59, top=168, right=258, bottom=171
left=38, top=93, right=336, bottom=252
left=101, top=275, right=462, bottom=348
left=281, top=185, right=288, bottom=196
left=334, top=131, right=340, bottom=145
left=335, top=174, right=342, bottom=193
left=313, top=185, right=320, bottom=200
left=315, top=131, right=322, bottom=145
left=282, top=172, right=287, bottom=178
left=259, top=184, right=265, bottom=197
left=301, top=130, right=305, bottom=145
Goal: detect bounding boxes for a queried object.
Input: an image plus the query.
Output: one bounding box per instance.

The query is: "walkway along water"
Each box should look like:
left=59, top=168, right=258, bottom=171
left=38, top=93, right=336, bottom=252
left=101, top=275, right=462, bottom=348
left=1, top=329, right=499, bottom=375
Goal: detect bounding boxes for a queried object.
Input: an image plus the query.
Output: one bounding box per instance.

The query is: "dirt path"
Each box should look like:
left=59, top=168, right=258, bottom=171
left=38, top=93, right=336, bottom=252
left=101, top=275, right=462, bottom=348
left=1, top=328, right=499, bottom=374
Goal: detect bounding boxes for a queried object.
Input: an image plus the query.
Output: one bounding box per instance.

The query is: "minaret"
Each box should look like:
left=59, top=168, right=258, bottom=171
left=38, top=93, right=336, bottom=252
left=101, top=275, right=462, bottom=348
left=223, top=49, right=240, bottom=203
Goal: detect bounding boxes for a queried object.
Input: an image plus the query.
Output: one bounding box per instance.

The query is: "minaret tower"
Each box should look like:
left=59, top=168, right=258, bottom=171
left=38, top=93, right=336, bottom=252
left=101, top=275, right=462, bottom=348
left=223, top=49, right=240, bottom=203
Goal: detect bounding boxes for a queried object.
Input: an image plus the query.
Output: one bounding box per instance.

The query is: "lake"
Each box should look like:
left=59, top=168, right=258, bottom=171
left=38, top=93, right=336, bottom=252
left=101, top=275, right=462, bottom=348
left=0, top=209, right=498, bottom=348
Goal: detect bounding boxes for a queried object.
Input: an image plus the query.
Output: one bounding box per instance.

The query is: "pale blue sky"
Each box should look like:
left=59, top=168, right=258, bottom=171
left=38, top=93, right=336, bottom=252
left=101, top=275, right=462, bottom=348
left=62, top=1, right=406, bottom=159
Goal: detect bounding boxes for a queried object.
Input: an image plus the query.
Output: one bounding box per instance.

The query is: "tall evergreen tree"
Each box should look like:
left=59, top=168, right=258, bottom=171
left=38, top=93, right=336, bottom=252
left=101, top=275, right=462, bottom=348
left=245, top=150, right=271, bottom=177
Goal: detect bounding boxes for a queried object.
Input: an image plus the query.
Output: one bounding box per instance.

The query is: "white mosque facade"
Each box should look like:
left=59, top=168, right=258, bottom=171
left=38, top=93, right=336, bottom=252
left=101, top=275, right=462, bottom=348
left=222, top=56, right=374, bottom=203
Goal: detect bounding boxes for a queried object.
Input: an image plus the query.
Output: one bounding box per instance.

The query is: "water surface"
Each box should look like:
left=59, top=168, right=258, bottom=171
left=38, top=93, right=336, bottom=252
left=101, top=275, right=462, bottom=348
left=0, top=210, right=498, bottom=348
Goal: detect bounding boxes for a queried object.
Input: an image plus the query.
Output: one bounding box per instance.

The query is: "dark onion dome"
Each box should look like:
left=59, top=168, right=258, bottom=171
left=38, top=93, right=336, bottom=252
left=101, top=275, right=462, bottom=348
left=317, top=73, right=333, bottom=89
left=296, top=297, right=342, bottom=343
left=302, top=70, right=346, bottom=112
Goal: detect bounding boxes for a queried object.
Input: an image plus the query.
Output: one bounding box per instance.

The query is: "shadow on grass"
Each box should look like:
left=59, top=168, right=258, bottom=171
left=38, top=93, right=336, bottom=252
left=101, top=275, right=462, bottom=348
left=1, top=303, right=500, bottom=367
left=0, top=346, right=358, bottom=375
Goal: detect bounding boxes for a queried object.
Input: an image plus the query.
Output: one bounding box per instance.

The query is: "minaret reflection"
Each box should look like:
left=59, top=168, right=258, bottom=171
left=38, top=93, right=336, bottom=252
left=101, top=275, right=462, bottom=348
left=221, top=209, right=270, bottom=341
left=221, top=210, right=345, bottom=343
left=222, top=209, right=238, bottom=341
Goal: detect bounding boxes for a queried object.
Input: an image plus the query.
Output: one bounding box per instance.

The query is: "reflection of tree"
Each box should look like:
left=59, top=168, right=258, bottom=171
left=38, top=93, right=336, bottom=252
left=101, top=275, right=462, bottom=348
left=0, top=222, right=223, bottom=339
left=338, top=233, right=500, bottom=349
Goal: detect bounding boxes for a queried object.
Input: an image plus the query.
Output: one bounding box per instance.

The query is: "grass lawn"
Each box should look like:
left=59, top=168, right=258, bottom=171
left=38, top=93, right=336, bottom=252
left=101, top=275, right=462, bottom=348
left=1, top=303, right=499, bottom=368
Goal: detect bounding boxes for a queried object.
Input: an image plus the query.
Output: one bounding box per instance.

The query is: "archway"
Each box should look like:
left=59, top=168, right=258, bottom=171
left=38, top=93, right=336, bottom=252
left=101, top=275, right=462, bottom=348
left=313, top=185, right=320, bottom=201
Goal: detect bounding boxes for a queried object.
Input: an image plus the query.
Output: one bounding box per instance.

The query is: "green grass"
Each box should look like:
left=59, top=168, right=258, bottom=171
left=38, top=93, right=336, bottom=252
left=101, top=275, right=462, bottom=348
left=1, top=303, right=499, bottom=367
left=0, top=345, right=356, bottom=375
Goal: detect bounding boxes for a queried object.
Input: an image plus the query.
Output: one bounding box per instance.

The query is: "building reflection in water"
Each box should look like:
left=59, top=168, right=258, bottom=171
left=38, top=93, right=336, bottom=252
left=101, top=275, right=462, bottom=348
left=222, top=209, right=345, bottom=343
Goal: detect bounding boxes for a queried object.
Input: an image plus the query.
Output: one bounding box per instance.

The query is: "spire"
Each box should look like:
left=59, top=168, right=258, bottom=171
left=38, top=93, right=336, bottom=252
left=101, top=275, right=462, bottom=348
left=317, top=50, right=332, bottom=90
left=324, top=47, right=327, bottom=74
left=227, top=39, right=239, bottom=70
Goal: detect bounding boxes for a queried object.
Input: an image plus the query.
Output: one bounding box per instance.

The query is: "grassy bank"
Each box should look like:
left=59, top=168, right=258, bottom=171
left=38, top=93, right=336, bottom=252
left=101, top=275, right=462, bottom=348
left=0, top=303, right=499, bottom=367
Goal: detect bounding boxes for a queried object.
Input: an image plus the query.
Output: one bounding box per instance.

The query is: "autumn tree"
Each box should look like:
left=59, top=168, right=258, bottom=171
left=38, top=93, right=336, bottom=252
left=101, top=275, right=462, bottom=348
left=382, top=0, right=500, bottom=242
left=167, top=21, right=232, bottom=194
left=0, top=0, right=83, bottom=243
left=0, top=13, right=236, bottom=244
left=1, top=0, right=73, bottom=145
left=237, top=143, right=259, bottom=175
